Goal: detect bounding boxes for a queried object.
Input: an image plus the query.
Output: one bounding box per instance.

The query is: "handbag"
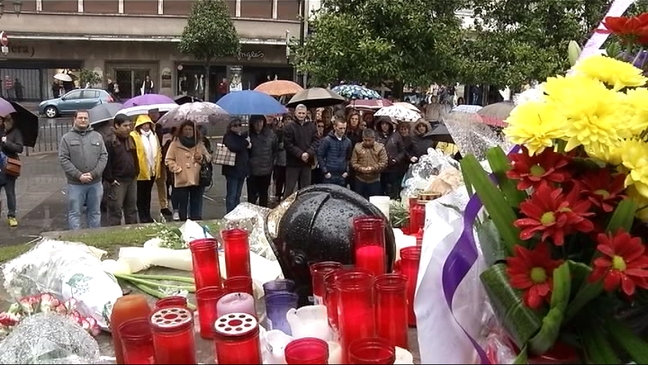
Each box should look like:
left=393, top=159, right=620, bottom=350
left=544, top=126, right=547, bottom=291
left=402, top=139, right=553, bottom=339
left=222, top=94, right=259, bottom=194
left=199, top=158, right=213, bottom=187
left=213, top=143, right=236, bottom=166
left=5, top=156, right=21, bottom=177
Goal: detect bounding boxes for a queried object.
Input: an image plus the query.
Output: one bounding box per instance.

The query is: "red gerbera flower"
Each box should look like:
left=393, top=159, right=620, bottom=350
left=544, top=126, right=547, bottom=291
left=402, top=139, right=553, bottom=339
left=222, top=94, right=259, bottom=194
left=507, top=242, right=563, bottom=309
left=597, top=14, right=648, bottom=43
left=580, top=169, right=626, bottom=213
left=506, top=146, right=571, bottom=191
left=514, top=183, right=594, bottom=245
left=589, top=229, right=648, bottom=296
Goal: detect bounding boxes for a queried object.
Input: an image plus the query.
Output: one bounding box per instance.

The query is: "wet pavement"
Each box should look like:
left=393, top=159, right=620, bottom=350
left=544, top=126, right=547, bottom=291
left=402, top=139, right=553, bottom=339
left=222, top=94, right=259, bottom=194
left=0, top=152, right=230, bottom=246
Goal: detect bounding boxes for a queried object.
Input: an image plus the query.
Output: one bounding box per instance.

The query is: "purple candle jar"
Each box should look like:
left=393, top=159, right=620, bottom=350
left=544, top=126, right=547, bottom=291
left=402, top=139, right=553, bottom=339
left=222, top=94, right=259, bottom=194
left=264, top=292, right=298, bottom=335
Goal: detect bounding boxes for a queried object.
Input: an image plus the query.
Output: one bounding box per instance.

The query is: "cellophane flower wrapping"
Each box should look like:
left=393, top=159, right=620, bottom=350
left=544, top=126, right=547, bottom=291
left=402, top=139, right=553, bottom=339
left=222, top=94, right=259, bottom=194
left=0, top=312, right=102, bottom=363
left=224, top=202, right=278, bottom=262
left=2, top=239, right=123, bottom=329
left=401, top=149, right=464, bottom=204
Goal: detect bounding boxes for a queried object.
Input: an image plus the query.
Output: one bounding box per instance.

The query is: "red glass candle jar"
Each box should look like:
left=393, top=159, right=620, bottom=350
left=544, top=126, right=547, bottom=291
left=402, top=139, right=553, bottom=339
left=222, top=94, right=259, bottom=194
left=374, top=274, right=409, bottom=349
left=213, top=313, right=262, bottom=364
left=110, top=294, right=152, bottom=364
left=154, top=296, right=188, bottom=311
left=224, top=276, right=254, bottom=295
left=195, top=286, right=227, bottom=339
left=337, top=270, right=376, bottom=363
left=285, top=337, right=330, bottom=364
left=222, top=228, right=252, bottom=279
left=409, top=201, right=426, bottom=236
left=310, top=261, right=343, bottom=305
left=400, top=246, right=421, bottom=327
left=119, top=318, right=155, bottom=364
left=150, top=307, right=197, bottom=364
left=189, top=238, right=222, bottom=291
left=323, top=271, right=340, bottom=331
left=353, top=216, right=387, bottom=276
left=348, top=337, right=396, bottom=364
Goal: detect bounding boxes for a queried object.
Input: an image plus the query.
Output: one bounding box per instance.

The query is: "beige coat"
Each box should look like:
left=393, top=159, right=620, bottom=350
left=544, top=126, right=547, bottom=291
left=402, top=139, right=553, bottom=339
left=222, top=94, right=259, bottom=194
left=351, top=142, right=388, bottom=183
left=165, top=139, right=212, bottom=188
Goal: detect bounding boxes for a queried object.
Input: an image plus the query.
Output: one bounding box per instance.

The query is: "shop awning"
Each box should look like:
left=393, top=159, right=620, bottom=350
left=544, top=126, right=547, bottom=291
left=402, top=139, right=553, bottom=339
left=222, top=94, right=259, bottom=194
left=6, top=33, right=288, bottom=45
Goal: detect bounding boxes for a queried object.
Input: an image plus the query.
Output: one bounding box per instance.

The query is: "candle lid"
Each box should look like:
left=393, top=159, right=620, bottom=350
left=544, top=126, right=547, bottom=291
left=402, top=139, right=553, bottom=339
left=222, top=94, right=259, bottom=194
left=150, top=307, right=193, bottom=332
left=214, top=313, right=258, bottom=338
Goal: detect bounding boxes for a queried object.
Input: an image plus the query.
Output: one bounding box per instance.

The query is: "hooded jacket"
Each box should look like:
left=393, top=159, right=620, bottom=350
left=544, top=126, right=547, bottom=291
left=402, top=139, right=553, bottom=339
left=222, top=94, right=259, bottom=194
left=58, top=125, right=108, bottom=185
left=249, top=120, right=278, bottom=176
left=317, top=131, right=352, bottom=175
left=130, top=115, right=162, bottom=181
left=375, top=119, right=394, bottom=145
left=410, top=119, right=437, bottom=158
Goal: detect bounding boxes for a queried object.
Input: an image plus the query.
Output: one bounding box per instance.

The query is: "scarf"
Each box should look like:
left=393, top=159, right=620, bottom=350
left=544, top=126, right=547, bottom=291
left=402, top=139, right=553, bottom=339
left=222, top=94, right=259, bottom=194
left=140, top=129, right=157, bottom=176
left=180, top=136, right=197, bottom=148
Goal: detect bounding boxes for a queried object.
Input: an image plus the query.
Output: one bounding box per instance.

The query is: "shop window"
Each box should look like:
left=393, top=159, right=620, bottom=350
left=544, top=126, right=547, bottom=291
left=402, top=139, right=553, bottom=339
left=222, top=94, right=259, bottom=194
left=83, top=0, right=119, bottom=13
left=0, top=68, right=41, bottom=101
left=20, top=0, right=36, bottom=11
left=276, top=0, right=298, bottom=20
left=225, top=0, right=236, bottom=16
left=41, top=0, right=78, bottom=12
left=124, top=0, right=158, bottom=14
left=164, top=0, right=195, bottom=15
left=240, top=0, right=272, bottom=19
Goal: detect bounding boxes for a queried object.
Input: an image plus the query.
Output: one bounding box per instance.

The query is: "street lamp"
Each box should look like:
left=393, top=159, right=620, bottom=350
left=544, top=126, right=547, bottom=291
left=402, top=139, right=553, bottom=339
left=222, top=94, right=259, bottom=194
left=13, top=0, right=21, bottom=16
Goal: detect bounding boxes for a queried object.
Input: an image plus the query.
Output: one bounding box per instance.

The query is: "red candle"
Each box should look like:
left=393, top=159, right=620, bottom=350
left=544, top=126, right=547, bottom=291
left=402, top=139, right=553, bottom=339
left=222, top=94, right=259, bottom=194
left=195, top=286, right=227, bottom=339
left=189, top=238, right=222, bottom=290
left=224, top=276, right=254, bottom=296
left=309, top=261, right=343, bottom=305
left=285, top=337, right=330, bottom=364
left=374, top=274, right=409, bottom=349
left=214, top=313, right=262, bottom=364
left=222, top=228, right=252, bottom=279
left=150, top=307, right=197, bottom=364
left=154, top=296, right=188, bottom=311
left=353, top=216, right=387, bottom=276
left=400, top=246, right=422, bottom=327
left=119, top=318, right=155, bottom=364
left=409, top=200, right=426, bottom=235
left=348, top=337, right=396, bottom=364
left=110, top=294, right=152, bottom=364
left=337, top=270, right=375, bottom=363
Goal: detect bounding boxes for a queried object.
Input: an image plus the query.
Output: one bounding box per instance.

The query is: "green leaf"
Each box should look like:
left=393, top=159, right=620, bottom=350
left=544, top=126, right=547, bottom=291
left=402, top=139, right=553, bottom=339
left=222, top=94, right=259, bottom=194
left=529, top=263, right=570, bottom=354
left=581, top=325, right=620, bottom=364
left=461, top=152, right=521, bottom=254
left=480, top=263, right=544, bottom=347
left=606, top=199, right=638, bottom=233
left=566, top=260, right=592, bottom=294
left=486, top=147, right=527, bottom=208
left=477, top=218, right=508, bottom=266
left=563, top=259, right=602, bottom=323
left=513, top=345, right=528, bottom=364
left=605, top=315, right=648, bottom=364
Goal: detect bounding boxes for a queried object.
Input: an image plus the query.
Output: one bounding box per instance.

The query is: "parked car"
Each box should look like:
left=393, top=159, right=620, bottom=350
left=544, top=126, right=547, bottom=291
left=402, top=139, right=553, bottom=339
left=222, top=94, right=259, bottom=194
left=38, top=89, right=114, bottom=118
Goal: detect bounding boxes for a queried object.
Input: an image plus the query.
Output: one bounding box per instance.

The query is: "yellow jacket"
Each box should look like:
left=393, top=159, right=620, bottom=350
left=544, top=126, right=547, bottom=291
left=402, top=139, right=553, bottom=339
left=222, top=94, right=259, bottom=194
left=130, top=115, right=162, bottom=181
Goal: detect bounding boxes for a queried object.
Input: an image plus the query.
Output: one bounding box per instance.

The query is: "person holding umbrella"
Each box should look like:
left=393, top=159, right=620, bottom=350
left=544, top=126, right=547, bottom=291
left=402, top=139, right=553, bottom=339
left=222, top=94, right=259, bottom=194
left=0, top=114, right=23, bottom=227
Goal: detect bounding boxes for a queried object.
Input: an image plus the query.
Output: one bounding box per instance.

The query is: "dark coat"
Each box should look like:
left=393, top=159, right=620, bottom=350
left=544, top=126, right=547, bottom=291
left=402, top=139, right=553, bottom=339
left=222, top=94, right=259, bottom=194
left=375, top=120, right=394, bottom=146
left=410, top=120, right=437, bottom=158
left=283, top=120, right=319, bottom=167
left=222, top=131, right=250, bottom=179
left=103, top=135, right=139, bottom=182
left=1, top=127, right=23, bottom=159
left=249, top=125, right=278, bottom=176
left=385, top=131, right=412, bottom=172
left=317, top=131, right=352, bottom=174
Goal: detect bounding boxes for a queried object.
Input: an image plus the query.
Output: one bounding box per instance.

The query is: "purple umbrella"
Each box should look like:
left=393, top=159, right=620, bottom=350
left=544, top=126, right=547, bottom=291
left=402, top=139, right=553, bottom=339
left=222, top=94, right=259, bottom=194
left=122, top=94, right=174, bottom=108
left=0, top=97, right=16, bottom=117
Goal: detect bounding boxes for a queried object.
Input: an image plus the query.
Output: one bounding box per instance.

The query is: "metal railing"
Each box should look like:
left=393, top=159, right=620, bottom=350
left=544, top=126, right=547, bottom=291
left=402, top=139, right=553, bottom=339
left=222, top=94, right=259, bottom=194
left=26, top=119, right=74, bottom=155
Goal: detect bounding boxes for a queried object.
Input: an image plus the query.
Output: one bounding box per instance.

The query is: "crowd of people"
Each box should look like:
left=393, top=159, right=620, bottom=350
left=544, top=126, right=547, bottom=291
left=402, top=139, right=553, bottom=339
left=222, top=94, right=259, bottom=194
left=222, top=102, right=455, bottom=213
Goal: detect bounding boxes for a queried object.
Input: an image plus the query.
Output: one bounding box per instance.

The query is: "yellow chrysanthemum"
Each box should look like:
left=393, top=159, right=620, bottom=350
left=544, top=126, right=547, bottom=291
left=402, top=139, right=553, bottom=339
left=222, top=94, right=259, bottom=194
left=623, top=87, right=648, bottom=135
left=573, top=54, right=647, bottom=91
left=619, top=138, right=648, bottom=199
left=543, top=75, right=626, bottom=152
left=503, top=101, right=564, bottom=155
left=585, top=141, right=623, bottom=166
left=626, top=185, right=648, bottom=223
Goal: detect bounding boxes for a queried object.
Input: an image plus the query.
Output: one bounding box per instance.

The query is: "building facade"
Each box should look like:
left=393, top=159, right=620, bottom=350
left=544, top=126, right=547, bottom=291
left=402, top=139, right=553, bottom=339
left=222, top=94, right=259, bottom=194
left=0, top=0, right=302, bottom=101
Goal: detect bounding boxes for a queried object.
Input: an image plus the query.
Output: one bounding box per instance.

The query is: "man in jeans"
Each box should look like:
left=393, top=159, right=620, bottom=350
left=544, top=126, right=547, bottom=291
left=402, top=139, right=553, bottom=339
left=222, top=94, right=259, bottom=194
left=317, top=119, right=352, bottom=186
left=103, top=114, right=139, bottom=226
left=284, top=104, right=319, bottom=196
left=58, top=110, right=108, bottom=230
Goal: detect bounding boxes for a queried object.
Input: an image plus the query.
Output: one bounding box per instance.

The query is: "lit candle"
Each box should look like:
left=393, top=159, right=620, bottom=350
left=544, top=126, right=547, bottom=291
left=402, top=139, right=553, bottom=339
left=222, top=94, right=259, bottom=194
left=216, top=292, right=256, bottom=317
left=355, top=245, right=386, bottom=276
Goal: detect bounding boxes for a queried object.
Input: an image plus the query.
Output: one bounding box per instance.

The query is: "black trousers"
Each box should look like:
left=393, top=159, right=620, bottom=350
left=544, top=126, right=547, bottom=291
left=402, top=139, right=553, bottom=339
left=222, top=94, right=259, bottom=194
left=247, top=174, right=272, bottom=207
left=273, top=166, right=286, bottom=199
left=136, top=177, right=156, bottom=223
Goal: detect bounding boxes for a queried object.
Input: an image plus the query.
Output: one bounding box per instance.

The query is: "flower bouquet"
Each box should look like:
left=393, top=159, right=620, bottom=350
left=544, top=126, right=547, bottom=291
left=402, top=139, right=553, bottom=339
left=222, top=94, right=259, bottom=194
left=460, top=49, right=648, bottom=363
left=0, top=293, right=100, bottom=337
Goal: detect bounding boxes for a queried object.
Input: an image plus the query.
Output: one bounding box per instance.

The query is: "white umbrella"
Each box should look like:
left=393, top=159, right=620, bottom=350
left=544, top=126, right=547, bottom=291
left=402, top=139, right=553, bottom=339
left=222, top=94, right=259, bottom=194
left=116, top=103, right=178, bottom=117
left=54, top=73, right=73, bottom=82
left=451, top=104, right=482, bottom=114
left=374, top=105, right=421, bottom=123
left=393, top=102, right=420, bottom=112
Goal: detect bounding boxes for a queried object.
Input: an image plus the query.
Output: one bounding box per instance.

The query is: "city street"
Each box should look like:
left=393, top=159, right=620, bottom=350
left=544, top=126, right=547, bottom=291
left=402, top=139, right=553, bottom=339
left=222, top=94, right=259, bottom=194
left=0, top=152, right=229, bottom=246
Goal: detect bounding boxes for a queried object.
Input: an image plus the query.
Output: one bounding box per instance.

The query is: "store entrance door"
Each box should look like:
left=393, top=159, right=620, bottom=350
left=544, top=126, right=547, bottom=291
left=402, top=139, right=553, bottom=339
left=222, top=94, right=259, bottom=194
left=115, top=69, right=151, bottom=100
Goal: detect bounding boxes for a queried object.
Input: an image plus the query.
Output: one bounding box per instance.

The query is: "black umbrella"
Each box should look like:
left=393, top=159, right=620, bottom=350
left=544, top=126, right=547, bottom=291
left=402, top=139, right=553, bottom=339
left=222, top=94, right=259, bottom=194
left=427, top=123, right=455, bottom=144
left=286, top=88, right=345, bottom=109
left=7, top=102, right=38, bottom=147
left=174, top=95, right=203, bottom=105
left=89, top=103, right=124, bottom=125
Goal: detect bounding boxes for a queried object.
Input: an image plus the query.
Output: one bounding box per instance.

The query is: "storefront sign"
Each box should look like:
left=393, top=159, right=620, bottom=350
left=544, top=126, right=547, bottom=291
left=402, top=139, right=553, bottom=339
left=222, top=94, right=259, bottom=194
left=7, top=44, right=35, bottom=58
left=237, top=50, right=264, bottom=61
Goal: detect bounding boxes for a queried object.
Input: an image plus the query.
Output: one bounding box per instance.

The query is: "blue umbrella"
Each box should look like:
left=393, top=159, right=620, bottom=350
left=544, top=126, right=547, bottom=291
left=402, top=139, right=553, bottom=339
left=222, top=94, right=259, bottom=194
left=331, top=85, right=381, bottom=100
left=216, top=90, right=287, bottom=115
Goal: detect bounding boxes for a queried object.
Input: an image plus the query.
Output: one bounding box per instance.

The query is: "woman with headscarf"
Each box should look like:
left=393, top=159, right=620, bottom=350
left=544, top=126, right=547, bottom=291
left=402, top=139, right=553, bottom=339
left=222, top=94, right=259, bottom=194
left=247, top=115, right=277, bottom=207
left=131, top=115, right=162, bottom=223
left=165, top=120, right=212, bottom=220
left=221, top=118, right=250, bottom=213
left=0, top=114, right=22, bottom=227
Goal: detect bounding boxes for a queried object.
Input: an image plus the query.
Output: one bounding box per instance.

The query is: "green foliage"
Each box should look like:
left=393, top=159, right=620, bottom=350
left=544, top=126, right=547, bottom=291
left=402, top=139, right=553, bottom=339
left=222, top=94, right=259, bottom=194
left=292, top=0, right=467, bottom=87
left=79, top=69, right=102, bottom=87
left=179, top=0, right=240, bottom=64
left=458, top=0, right=648, bottom=87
